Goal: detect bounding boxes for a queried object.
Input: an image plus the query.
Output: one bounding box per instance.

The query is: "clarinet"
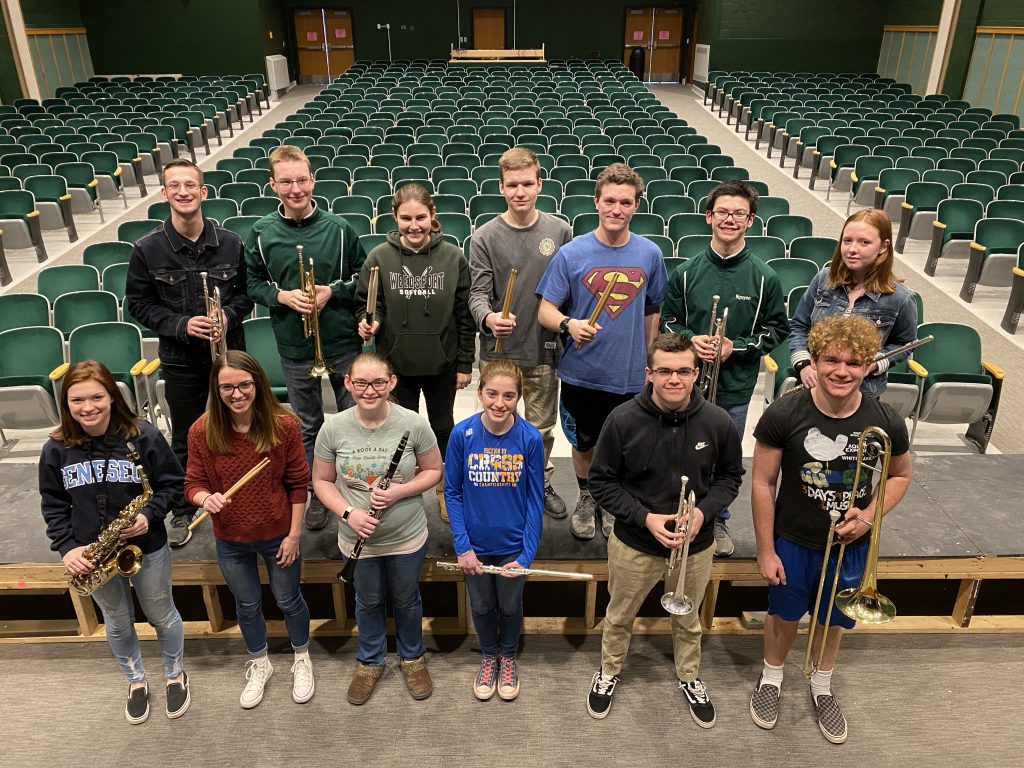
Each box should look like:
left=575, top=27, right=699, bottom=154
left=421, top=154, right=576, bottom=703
left=337, top=430, right=411, bottom=583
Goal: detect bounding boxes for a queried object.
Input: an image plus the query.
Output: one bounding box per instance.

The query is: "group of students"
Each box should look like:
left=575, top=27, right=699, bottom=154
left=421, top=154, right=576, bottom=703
left=39, top=142, right=918, bottom=743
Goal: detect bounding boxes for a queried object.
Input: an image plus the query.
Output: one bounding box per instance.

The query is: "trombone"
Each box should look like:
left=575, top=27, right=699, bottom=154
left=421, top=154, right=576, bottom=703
left=662, top=474, right=696, bottom=615
left=698, top=296, right=729, bottom=403
left=199, top=271, right=227, bottom=362
left=297, top=244, right=333, bottom=378
left=803, top=426, right=895, bottom=678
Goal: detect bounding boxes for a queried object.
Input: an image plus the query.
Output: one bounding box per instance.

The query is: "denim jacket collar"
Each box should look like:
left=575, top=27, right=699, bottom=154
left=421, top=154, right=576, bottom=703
left=163, top=216, right=219, bottom=255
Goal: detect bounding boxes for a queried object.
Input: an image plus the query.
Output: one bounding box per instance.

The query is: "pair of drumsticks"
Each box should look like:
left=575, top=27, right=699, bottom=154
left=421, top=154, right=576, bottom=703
left=188, top=458, right=272, bottom=531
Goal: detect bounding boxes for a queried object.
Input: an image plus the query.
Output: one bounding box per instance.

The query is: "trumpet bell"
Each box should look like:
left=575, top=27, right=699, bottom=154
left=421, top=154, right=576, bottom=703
left=308, top=360, right=334, bottom=378
left=836, top=586, right=896, bottom=624
left=660, top=591, right=694, bottom=616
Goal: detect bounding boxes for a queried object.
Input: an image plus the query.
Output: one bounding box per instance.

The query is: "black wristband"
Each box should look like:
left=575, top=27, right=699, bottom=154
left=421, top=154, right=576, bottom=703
left=558, top=317, right=571, bottom=336
left=793, top=359, right=811, bottom=374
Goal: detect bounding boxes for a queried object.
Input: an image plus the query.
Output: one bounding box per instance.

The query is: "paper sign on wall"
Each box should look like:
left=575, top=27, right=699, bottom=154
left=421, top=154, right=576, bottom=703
left=632, top=31, right=643, bottom=41
left=658, top=30, right=670, bottom=40
left=335, top=28, right=346, bottom=38
left=306, top=31, right=318, bottom=41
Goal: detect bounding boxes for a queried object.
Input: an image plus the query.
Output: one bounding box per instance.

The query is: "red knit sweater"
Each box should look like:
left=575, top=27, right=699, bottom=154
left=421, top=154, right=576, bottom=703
left=185, top=415, right=308, bottom=543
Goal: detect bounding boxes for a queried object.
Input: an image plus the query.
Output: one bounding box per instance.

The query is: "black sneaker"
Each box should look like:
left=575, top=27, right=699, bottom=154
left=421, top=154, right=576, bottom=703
left=680, top=678, right=716, bottom=728
left=304, top=496, right=329, bottom=531
left=543, top=484, right=567, bottom=518
left=125, top=682, right=149, bottom=724
left=166, top=672, right=190, bottom=719
left=750, top=673, right=781, bottom=729
left=167, top=512, right=194, bottom=547
left=811, top=688, right=848, bottom=744
left=587, top=670, right=619, bottom=719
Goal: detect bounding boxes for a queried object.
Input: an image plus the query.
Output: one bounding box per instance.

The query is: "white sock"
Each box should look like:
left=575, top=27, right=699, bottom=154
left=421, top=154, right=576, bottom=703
left=810, top=668, right=833, bottom=701
left=251, top=651, right=270, bottom=666
left=761, top=659, right=784, bottom=688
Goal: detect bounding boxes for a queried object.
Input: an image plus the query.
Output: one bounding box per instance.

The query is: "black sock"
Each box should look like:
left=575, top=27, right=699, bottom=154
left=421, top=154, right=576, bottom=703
left=577, top=476, right=589, bottom=492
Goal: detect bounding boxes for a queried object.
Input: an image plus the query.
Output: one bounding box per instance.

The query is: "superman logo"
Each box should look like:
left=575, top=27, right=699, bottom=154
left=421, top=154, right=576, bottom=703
left=583, top=267, right=647, bottom=319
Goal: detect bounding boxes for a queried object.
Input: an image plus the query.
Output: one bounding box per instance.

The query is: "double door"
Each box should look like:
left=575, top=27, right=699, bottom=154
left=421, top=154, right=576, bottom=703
left=623, top=7, right=688, bottom=83
left=294, top=9, right=354, bottom=83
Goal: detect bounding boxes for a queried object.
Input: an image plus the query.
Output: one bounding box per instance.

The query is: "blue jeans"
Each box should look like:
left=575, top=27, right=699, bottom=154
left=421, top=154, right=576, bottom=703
left=280, top=350, right=357, bottom=487
left=90, top=543, right=184, bottom=683
left=351, top=543, right=427, bottom=666
left=464, top=554, right=526, bottom=658
left=215, top=534, right=310, bottom=655
left=717, top=402, right=749, bottom=523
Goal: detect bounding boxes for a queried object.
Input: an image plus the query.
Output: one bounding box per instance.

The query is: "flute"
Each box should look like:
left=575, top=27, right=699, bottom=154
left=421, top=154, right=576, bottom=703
left=493, top=268, right=518, bottom=355
left=576, top=273, right=619, bottom=350
left=189, top=458, right=272, bottom=530
left=435, top=561, right=593, bottom=581
left=337, top=430, right=411, bottom=583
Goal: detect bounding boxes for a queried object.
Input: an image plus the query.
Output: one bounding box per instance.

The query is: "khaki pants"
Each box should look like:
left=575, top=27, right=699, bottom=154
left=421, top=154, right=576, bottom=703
left=601, top=532, right=715, bottom=682
left=481, top=360, right=558, bottom=485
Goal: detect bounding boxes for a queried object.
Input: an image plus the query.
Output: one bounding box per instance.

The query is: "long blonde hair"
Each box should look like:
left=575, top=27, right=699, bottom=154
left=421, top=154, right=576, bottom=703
left=827, top=209, right=900, bottom=294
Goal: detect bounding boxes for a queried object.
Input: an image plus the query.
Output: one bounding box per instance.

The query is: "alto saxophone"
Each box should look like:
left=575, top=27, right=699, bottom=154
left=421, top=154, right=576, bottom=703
left=65, top=442, right=153, bottom=597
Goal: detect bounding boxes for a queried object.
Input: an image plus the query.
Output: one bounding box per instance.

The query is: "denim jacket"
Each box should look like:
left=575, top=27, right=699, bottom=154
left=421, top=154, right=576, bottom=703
left=126, top=218, right=253, bottom=365
left=788, top=268, right=918, bottom=397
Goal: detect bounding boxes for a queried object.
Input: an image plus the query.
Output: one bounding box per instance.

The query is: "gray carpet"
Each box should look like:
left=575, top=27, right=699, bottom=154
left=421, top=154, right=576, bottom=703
left=1, top=632, right=1021, bottom=766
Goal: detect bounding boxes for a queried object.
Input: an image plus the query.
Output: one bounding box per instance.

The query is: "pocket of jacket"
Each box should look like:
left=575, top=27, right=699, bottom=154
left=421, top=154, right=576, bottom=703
left=153, top=269, right=188, bottom=309
left=388, top=333, right=448, bottom=376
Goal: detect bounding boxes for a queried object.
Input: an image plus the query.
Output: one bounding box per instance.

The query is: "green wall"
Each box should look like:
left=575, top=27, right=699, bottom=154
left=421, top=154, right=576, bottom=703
left=885, top=0, right=941, bottom=26
left=941, top=0, right=984, bottom=97
left=701, top=0, right=889, bottom=73
left=20, top=0, right=83, bottom=28
left=979, top=0, right=1024, bottom=26
left=81, top=0, right=269, bottom=75
left=0, top=7, right=22, bottom=101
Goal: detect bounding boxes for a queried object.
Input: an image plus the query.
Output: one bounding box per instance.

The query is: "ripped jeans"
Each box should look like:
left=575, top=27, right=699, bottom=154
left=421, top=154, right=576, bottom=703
left=90, top=543, right=185, bottom=684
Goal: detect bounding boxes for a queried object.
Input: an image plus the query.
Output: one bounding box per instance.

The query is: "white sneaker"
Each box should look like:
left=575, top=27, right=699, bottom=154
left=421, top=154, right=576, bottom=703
left=291, top=654, right=315, bottom=704
left=240, top=657, right=274, bottom=709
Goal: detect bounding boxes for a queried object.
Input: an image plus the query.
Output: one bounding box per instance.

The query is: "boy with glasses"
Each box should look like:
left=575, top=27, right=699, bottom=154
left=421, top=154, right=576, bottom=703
left=586, top=333, right=743, bottom=725
left=126, top=159, right=253, bottom=546
left=245, top=145, right=366, bottom=532
left=661, top=181, right=789, bottom=557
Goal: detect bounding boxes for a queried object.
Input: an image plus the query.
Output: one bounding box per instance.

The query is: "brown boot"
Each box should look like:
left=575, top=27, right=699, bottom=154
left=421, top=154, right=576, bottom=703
left=436, top=482, right=448, bottom=523
left=400, top=656, right=433, bottom=700
left=347, top=663, right=384, bottom=705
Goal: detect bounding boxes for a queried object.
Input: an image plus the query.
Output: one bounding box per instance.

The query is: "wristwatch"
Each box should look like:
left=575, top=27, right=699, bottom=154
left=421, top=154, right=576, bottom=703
left=342, top=505, right=353, bottom=521
left=558, top=317, right=571, bottom=336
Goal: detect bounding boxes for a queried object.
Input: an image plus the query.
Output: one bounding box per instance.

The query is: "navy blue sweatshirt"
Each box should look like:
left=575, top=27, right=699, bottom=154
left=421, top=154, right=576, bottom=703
left=39, top=421, right=184, bottom=557
left=589, top=385, right=744, bottom=557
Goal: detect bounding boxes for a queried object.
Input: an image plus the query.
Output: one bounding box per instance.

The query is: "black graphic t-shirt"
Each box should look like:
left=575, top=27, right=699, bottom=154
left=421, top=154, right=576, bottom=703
left=753, top=388, right=910, bottom=550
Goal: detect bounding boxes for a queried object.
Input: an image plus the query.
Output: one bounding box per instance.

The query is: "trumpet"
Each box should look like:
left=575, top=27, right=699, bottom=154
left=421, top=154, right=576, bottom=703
left=698, top=296, right=729, bottom=403
left=435, top=561, right=593, bottom=581
left=297, top=245, right=333, bottom=378
left=662, top=475, right=696, bottom=615
left=199, top=271, right=227, bottom=362
left=803, top=426, right=895, bottom=678
left=493, top=268, right=518, bottom=355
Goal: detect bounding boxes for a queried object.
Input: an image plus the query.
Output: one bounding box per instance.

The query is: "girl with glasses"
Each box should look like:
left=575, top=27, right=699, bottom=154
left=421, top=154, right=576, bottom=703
left=184, top=350, right=313, bottom=709
left=312, top=352, right=443, bottom=705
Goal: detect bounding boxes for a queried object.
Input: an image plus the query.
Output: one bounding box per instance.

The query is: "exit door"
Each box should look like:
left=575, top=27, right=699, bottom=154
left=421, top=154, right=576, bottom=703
left=473, top=8, right=506, bottom=49
left=623, top=7, right=684, bottom=83
left=294, top=8, right=354, bottom=84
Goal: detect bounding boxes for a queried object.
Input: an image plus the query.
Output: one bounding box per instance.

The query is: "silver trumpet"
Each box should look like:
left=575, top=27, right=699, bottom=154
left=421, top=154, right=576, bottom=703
left=662, top=474, right=696, bottom=615
left=435, top=561, right=593, bottom=581
left=698, top=296, right=729, bottom=403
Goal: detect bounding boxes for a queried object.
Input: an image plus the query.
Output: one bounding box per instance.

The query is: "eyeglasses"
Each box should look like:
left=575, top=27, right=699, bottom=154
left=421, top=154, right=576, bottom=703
left=652, top=367, right=696, bottom=379
left=711, top=209, right=751, bottom=221
left=165, top=182, right=200, bottom=192
left=274, top=177, right=312, bottom=189
left=350, top=378, right=391, bottom=392
left=218, top=381, right=255, bottom=395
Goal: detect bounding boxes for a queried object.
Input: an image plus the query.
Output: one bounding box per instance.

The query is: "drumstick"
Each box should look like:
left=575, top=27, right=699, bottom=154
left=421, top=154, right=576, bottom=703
left=493, top=268, right=518, bottom=355
left=188, top=458, right=272, bottom=530
left=576, top=273, right=619, bottom=350
left=364, top=265, right=379, bottom=352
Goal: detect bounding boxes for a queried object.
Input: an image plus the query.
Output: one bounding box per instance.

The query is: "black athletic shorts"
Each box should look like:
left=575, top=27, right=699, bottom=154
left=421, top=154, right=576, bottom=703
left=559, top=381, right=636, bottom=452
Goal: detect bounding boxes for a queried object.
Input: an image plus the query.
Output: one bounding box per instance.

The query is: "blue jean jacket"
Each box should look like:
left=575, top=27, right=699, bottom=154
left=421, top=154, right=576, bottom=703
left=788, top=269, right=918, bottom=397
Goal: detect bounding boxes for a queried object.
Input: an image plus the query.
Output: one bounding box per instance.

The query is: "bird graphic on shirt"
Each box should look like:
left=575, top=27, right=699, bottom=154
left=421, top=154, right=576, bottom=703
left=803, top=427, right=848, bottom=462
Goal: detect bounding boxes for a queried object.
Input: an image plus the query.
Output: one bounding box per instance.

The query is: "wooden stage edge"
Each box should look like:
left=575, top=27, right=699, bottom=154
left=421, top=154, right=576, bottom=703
left=1, top=555, right=1023, bottom=644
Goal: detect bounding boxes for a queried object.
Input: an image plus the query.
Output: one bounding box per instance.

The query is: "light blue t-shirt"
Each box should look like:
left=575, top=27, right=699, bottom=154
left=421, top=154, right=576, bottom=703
left=536, top=231, right=667, bottom=394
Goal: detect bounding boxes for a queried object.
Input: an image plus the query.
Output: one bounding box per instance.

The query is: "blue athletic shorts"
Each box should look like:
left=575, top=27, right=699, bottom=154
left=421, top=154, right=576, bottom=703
left=767, top=537, right=867, bottom=630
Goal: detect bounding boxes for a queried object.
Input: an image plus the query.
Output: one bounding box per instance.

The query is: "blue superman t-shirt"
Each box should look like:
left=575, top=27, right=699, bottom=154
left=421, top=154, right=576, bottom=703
left=536, top=231, right=667, bottom=394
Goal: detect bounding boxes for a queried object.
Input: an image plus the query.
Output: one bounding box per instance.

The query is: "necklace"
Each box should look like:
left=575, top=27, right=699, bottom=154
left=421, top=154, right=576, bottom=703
left=354, top=404, right=389, bottom=445
left=481, top=413, right=515, bottom=447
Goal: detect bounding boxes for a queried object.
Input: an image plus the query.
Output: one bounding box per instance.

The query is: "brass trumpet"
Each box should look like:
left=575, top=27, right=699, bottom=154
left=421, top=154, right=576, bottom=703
left=698, top=296, right=729, bottom=403
left=662, top=475, right=696, bottom=615
left=803, top=426, right=895, bottom=678
left=200, top=271, right=227, bottom=362
left=297, top=245, right=333, bottom=378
